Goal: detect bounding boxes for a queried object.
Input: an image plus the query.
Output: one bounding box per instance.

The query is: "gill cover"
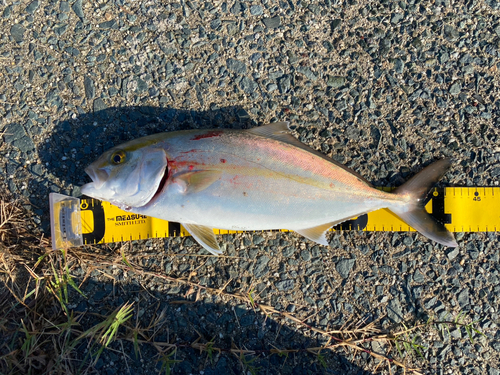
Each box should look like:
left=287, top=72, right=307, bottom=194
left=81, top=147, right=168, bottom=209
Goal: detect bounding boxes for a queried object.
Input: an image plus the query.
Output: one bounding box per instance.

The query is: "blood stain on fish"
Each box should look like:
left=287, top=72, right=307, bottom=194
left=191, top=131, right=223, bottom=141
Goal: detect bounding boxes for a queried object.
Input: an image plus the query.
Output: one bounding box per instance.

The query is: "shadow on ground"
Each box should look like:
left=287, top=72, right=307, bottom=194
left=0, top=256, right=371, bottom=375
left=28, top=106, right=371, bottom=373
left=28, top=106, right=255, bottom=231
left=71, top=277, right=368, bottom=374
left=38, top=105, right=258, bottom=182
left=6, top=105, right=429, bottom=233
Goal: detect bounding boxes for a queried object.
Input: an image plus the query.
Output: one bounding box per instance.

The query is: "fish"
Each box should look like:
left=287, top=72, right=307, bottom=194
left=81, top=121, right=457, bottom=254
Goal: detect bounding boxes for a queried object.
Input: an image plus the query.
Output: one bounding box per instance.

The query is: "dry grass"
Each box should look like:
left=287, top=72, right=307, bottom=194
left=0, top=192, right=485, bottom=375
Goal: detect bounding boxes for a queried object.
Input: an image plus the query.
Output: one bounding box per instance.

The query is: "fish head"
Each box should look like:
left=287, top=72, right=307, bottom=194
left=81, top=137, right=168, bottom=209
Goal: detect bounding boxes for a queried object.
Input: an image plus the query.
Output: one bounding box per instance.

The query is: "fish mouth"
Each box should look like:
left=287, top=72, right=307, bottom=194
left=84, top=167, right=108, bottom=190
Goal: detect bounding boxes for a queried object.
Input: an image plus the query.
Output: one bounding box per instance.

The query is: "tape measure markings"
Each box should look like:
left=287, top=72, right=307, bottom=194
left=49, top=188, right=500, bottom=249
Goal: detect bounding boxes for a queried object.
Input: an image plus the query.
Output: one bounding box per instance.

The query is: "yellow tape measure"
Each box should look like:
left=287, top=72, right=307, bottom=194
left=49, top=187, right=498, bottom=249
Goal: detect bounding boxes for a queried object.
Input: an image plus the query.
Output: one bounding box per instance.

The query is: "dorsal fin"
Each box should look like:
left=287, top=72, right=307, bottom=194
left=246, top=121, right=299, bottom=144
left=247, top=122, right=372, bottom=186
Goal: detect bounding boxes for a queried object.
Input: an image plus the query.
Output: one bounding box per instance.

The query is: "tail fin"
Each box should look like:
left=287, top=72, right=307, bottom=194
left=390, top=159, right=457, bottom=247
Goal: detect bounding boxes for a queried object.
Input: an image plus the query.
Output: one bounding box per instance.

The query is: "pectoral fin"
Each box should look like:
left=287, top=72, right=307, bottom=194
left=174, top=170, right=221, bottom=194
left=182, top=223, right=222, bottom=255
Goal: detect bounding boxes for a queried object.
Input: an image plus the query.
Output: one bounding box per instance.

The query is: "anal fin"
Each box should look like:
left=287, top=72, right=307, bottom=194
left=182, top=223, right=222, bottom=255
left=294, top=222, right=336, bottom=246
left=293, top=213, right=370, bottom=246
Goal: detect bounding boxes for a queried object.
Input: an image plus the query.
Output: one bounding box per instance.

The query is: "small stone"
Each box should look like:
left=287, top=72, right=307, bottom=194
left=379, top=38, right=391, bottom=54
left=58, top=12, right=68, bottom=21
left=254, top=256, right=270, bottom=278
left=402, top=236, right=414, bottom=246
left=326, top=75, right=345, bottom=88
left=277, top=75, right=291, bottom=93
left=25, top=1, right=39, bottom=14
left=3, top=5, right=12, bottom=18
left=394, top=58, right=405, bottom=74
left=230, top=2, right=244, bottom=15
left=424, top=296, right=437, bottom=310
left=336, top=258, right=355, bottom=279
left=136, top=78, right=148, bottom=93
left=439, top=51, right=449, bottom=64
left=54, top=24, right=69, bottom=36
left=72, top=0, right=84, bottom=20
left=333, top=99, right=347, bottom=112
left=10, top=24, right=25, bottom=43
left=300, top=250, right=311, bottom=261
left=391, top=13, right=404, bottom=23
left=263, top=16, right=281, bottom=29
left=297, top=66, right=317, bottom=81
left=210, top=19, right=221, bottom=30
left=267, top=83, right=278, bottom=92
left=239, top=77, right=257, bottom=94
left=371, top=340, right=386, bottom=355
left=491, top=341, right=500, bottom=352
left=282, top=246, right=296, bottom=257
left=250, top=5, right=263, bottom=15
left=425, top=58, right=437, bottom=66
left=84, top=76, right=95, bottom=99
left=236, top=108, right=250, bottom=121
left=393, top=247, right=411, bottom=258
left=240, top=315, right=254, bottom=327
left=387, top=298, right=403, bottom=323
left=206, top=53, right=218, bottom=64
left=252, top=235, right=265, bottom=245
left=413, top=269, right=425, bottom=283
left=3, top=124, right=35, bottom=153
left=490, top=167, right=500, bottom=178
left=108, top=87, right=118, bottom=97
left=99, top=20, right=117, bottom=30
left=345, top=127, right=360, bottom=140
left=449, top=82, right=461, bottom=95
left=445, top=247, right=459, bottom=260
left=444, top=25, right=459, bottom=42
left=249, top=53, right=261, bottom=63
left=379, top=265, right=395, bottom=275
left=269, top=71, right=284, bottom=80
left=450, top=329, right=462, bottom=339
left=275, top=279, right=294, bottom=291
left=331, top=19, right=341, bottom=31
left=457, top=289, right=470, bottom=308
left=93, top=98, right=107, bottom=112
left=60, top=1, right=70, bottom=12
left=226, top=58, right=247, bottom=74
left=93, top=290, right=107, bottom=301
left=412, top=37, right=422, bottom=49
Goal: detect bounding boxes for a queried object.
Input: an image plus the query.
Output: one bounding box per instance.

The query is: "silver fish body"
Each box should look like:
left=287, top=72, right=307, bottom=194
left=81, top=122, right=457, bottom=254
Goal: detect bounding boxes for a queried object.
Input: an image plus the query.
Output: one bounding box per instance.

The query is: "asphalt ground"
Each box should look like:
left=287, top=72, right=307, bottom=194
left=1, top=0, right=500, bottom=374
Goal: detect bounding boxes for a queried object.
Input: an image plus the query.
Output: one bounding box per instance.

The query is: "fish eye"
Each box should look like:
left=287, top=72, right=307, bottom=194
left=111, top=150, right=126, bottom=165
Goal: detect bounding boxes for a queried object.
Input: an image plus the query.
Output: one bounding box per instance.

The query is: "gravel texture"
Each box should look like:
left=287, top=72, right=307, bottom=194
left=1, top=0, right=500, bottom=374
